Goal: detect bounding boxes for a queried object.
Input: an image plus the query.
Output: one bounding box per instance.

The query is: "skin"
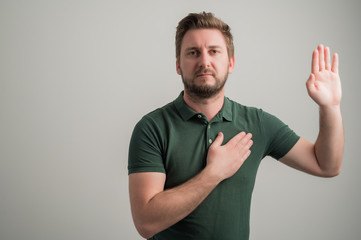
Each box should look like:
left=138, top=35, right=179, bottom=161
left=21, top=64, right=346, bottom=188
left=177, top=29, right=235, bottom=121
left=129, top=29, right=344, bottom=238
left=280, top=44, right=343, bottom=177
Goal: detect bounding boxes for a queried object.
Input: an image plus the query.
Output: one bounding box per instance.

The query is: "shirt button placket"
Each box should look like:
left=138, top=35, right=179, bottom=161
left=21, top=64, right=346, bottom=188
left=207, top=123, right=212, bottom=147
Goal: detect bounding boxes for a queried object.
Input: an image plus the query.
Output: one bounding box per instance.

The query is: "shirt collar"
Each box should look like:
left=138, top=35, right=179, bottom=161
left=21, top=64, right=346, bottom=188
left=174, top=91, right=233, bottom=122
left=222, top=97, right=233, bottom=122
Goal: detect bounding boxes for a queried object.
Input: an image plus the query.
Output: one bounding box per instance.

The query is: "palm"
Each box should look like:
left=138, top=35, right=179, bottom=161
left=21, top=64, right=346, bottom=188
left=306, top=45, right=341, bottom=107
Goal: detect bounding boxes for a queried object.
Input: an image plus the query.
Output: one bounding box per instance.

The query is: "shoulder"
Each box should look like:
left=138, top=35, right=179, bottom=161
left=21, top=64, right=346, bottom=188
left=225, top=97, right=289, bottom=134
left=129, top=102, right=176, bottom=159
left=137, top=100, right=179, bottom=128
left=132, top=98, right=183, bottom=141
left=226, top=97, right=265, bottom=121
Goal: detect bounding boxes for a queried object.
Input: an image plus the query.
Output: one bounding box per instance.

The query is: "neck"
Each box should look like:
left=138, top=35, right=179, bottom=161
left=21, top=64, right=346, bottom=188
left=183, top=89, right=225, bottom=121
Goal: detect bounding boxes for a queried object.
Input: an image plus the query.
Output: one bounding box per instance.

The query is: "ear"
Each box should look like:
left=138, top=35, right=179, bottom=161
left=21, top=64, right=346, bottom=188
left=228, top=56, right=235, bottom=74
left=176, top=58, right=181, bottom=75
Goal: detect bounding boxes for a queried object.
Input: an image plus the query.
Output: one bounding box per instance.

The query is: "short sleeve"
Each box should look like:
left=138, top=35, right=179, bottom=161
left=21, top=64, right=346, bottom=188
left=261, top=110, right=300, bottom=160
left=128, top=116, right=166, bottom=174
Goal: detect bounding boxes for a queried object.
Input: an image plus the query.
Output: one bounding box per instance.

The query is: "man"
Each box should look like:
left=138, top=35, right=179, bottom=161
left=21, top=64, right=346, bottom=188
left=128, top=12, right=343, bottom=240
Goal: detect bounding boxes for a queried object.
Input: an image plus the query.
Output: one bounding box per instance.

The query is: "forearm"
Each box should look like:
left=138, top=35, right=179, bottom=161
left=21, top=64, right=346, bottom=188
left=133, top=168, right=220, bottom=238
left=314, top=104, right=344, bottom=175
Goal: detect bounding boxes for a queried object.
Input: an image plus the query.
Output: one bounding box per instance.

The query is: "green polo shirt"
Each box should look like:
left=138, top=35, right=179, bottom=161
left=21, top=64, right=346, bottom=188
left=128, top=92, right=300, bottom=240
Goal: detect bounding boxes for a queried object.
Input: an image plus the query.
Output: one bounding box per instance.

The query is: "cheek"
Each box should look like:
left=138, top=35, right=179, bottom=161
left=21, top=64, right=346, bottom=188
left=218, top=60, right=231, bottom=74
left=180, top=62, right=196, bottom=75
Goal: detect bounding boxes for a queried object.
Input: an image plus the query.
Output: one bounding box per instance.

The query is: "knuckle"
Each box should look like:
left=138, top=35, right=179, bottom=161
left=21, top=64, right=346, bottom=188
left=238, top=132, right=246, bottom=138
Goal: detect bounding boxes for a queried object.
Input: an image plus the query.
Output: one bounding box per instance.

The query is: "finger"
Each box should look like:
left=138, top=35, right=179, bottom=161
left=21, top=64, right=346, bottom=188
left=211, top=132, right=224, bottom=147
left=241, top=149, right=251, bottom=162
left=238, top=139, right=253, bottom=158
left=236, top=133, right=252, bottom=149
left=325, top=46, right=331, bottom=70
left=331, top=53, right=339, bottom=74
left=311, top=49, right=319, bottom=74
left=245, top=139, right=253, bottom=149
left=228, top=131, right=246, bottom=146
left=240, top=133, right=253, bottom=145
left=318, top=44, right=325, bottom=71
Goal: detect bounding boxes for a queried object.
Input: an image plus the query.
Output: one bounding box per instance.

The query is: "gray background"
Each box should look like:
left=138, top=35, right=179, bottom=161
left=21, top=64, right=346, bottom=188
left=1, top=0, right=360, bottom=239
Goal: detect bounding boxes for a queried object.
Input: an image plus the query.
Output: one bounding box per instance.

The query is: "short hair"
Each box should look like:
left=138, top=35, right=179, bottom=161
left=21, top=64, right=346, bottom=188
left=175, top=12, right=234, bottom=61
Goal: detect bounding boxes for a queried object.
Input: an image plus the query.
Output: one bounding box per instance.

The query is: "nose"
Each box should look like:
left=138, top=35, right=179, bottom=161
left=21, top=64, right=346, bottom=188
left=199, top=50, right=211, bottom=69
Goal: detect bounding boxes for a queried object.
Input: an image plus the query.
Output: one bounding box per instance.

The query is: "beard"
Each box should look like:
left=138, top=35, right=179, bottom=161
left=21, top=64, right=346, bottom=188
left=180, top=68, right=229, bottom=99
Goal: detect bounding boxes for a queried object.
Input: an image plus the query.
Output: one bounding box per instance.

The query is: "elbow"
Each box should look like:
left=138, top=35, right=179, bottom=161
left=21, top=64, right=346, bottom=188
left=137, top=226, right=154, bottom=239
left=134, top=220, right=158, bottom=239
left=317, top=156, right=343, bottom=178
left=328, top=170, right=341, bottom=178
left=320, top=168, right=341, bottom=178
left=130, top=204, right=164, bottom=238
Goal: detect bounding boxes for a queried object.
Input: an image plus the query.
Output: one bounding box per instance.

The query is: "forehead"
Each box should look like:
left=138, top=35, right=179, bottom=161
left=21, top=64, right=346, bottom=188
left=181, top=29, right=227, bottom=50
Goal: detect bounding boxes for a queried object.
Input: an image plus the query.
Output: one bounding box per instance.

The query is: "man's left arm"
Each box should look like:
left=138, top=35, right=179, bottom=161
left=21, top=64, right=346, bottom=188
left=280, top=44, right=344, bottom=177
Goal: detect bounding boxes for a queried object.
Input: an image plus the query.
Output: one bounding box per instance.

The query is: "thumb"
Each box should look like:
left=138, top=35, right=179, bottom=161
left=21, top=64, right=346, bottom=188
left=211, top=132, right=224, bottom=147
left=306, top=73, right=317, bottom=94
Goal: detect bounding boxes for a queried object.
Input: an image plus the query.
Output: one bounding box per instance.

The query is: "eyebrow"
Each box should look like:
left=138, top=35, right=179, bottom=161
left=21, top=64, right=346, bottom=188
left=184, top=45, right=223, bottom=52
left=208, top=45, right=223, bottom=49
left=184, top=47, right=199, bottom=52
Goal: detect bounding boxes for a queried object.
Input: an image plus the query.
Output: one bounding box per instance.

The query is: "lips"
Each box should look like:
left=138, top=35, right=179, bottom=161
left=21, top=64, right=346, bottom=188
left=195, top=69, right=215, bottom=78
left=197, top=73, right=213, bottom=77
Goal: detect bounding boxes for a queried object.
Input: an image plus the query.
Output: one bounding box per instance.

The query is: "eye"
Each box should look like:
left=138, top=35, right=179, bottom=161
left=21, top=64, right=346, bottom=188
left=210, top=49, right=219, bottom=55
left=186, top=50, right=199, bottom=57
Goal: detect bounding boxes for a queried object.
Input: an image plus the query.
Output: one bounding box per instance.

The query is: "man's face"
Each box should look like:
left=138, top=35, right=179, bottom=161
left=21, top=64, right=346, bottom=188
left=176, top=29, right=235, bottom=99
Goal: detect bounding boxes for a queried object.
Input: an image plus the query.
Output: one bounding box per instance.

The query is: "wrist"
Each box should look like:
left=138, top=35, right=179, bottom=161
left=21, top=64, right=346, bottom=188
left=202, top=166, right=223, bottom=186
left=319, top=104, right=341, bottom=113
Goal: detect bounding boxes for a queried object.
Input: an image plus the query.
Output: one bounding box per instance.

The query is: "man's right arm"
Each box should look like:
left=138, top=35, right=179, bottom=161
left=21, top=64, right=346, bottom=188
left=129, top=131, right=253, bottom=239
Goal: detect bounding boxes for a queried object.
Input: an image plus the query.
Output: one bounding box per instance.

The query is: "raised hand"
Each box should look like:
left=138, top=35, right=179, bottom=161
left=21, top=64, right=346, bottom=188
left=306, top=44, right=342, bottom=107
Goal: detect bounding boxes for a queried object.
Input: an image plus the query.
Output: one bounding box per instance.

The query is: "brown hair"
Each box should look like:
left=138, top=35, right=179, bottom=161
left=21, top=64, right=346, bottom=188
left=175, top=12, right=234, bottom=61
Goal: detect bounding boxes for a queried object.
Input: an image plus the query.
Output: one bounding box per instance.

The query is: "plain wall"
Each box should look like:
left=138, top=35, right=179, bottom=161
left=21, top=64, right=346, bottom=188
left=1, top=0, right=360, bottom=239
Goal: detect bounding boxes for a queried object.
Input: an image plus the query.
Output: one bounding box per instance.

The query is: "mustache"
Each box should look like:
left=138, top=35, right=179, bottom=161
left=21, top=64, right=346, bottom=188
left=195, top=68, right=216, bottom=77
